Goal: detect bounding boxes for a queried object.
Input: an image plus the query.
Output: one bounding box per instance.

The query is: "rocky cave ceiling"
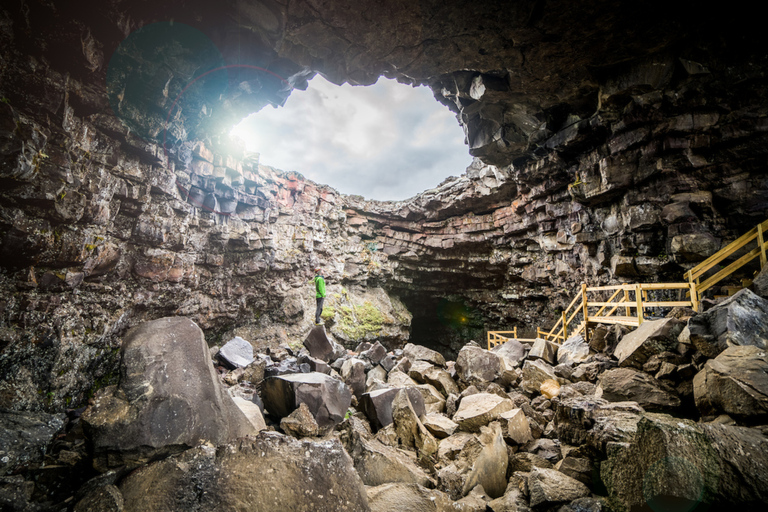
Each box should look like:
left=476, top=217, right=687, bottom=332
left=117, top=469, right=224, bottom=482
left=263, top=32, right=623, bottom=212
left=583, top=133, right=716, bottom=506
left=2, top=0, right=768, bottom=410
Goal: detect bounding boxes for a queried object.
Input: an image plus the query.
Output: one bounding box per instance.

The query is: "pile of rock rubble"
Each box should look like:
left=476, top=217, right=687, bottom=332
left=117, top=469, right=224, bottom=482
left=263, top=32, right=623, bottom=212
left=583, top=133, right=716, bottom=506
left=3, top=289, right=768, bottom=511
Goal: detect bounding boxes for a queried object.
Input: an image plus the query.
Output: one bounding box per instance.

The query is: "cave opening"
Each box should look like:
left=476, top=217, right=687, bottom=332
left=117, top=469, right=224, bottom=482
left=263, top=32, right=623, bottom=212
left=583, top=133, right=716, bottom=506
left=228, top=74, right=474, bottom=201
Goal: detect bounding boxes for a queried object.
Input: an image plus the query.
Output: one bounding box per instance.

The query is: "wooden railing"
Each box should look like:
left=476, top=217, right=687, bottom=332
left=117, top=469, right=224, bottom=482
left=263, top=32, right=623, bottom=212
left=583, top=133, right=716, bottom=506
left=488, top=219, right=767, bottom=350
left=487, top=327, right=539, bottom=349
left=685, top=219, right=768, bottom=311
left=487, top=282, right=695, bottom=349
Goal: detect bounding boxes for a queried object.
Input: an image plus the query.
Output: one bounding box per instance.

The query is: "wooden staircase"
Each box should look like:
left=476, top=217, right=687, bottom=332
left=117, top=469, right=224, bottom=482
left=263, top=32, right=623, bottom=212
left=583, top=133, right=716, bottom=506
left=488, top=219, right=768, bottom=350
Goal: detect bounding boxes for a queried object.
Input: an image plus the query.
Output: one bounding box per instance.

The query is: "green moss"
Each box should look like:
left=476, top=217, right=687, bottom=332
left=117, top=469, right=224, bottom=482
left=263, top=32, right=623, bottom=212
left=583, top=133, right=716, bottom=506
left=338, top=301, right=386, bottom=340
left=321, top=306, right=336, bottom=320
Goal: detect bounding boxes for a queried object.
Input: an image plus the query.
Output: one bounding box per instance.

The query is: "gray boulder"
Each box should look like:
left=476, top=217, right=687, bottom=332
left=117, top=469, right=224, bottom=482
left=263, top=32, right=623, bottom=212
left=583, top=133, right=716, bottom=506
left=422, top=413, right=458, bottom=439
left=520, top=359, right=557, bottom=394
left=361, top=387, right=426, bottom=431
left=82, top=317, right=256, bottom=471
left=422, top=366, right=460, bottom=396
left=687, top=289, right=768, bottom=357
left=528, top=338, right=559, bottom=365
left=340, top=416, right=433, bottom=488
left=303, top=326, right=335, bottom=362
left=217, top=336, right=254, bottom=368
left=361, top=342, right=387, bottom=365
left=341, top=357, right=367, bottom=398
left=455, top=345, right=501, bottom=386
left=602, top=413, right=768, bottom=510
left=119, top=432, right=370, bottom=512
left=557, top=334, right=590, bottom=366
left=597, top=367, right=681, bottom=411
left=693, top=345, right=768, bottom=420
left=461, top=423, right=508, bottom=499
left=366, top=483, right=455, bottom=512
left=491, top=337, right=528, bottom=364
left=529, top=467, right=590, bottom=507
left=613, top=318, right=684, bottom=368
left=554, top=397, right=645, bottom=452
left=453, top=393, right=514, bottom=432
left=392, top=389, right=438, bottom=457
left=262, top=372, right=351, bottom=430
left=403, top=343, right=445, bottom=367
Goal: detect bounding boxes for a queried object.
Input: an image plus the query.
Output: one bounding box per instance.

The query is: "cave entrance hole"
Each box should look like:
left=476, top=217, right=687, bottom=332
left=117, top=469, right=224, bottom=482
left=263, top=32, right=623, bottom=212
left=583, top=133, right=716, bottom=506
left=229, top=75, right=473, bottom=201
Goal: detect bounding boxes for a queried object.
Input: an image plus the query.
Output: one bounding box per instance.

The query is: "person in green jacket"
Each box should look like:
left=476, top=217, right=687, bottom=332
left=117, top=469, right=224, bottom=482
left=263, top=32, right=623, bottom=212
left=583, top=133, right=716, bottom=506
left=313, top=267, right=326, bottom=325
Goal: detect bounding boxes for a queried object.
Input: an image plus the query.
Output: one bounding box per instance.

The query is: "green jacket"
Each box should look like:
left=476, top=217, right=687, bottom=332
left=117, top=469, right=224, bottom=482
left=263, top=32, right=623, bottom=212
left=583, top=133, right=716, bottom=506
left=314, top=275, right=326, bottom=298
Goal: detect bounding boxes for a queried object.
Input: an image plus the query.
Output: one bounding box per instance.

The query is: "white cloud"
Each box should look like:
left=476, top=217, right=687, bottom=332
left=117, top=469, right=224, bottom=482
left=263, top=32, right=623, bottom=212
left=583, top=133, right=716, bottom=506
left=229, top=75, right=473, bottom=200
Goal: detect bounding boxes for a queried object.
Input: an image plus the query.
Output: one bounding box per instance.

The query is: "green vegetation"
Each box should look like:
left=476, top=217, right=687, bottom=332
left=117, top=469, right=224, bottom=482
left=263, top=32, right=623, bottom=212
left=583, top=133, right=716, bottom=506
left=337, top=301, right=387, bottom=340
left=320, top=305, right=336, bottom=320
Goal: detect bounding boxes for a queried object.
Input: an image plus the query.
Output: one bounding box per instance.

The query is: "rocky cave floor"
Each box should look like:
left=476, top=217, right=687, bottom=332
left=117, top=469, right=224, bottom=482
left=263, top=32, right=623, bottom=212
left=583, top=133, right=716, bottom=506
left=3, top=278, right=768, bottom=511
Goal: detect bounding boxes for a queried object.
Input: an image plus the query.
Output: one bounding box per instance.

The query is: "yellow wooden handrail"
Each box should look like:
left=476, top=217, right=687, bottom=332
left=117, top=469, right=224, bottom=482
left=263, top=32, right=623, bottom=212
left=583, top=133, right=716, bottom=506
left=685, top=219, right=768, bottom=311
left=489, top=220, right=767, bottom=349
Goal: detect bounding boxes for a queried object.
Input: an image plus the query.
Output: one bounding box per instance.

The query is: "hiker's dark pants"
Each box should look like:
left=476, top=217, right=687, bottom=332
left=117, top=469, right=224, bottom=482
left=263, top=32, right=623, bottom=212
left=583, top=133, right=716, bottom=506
left=315, top=297, right=324, bottom=324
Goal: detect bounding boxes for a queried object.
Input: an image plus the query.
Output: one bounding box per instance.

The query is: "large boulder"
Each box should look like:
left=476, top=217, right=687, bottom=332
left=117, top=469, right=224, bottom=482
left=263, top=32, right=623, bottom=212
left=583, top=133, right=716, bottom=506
left=422, top=413, right=458, bottom=439
left=601, top=413, right=768, bottom=510
left=693, top=345, right=768, bottom=420
left=392, top=389, right=438, bottom=457
left=455, top=345, right=501, bottom=385
left=555, top=397, right=645, bottom=452
left=597, top=367, right=681, bottom=411
left=687, top=289, right=768, bottom=357
left=461, top=423, right=508, bottom=499
left=81, top=317, right=256, bottom=470
left=366, top=483, right=455, bottom=512
left=498, top=408, right=532, bottom=445
left=557, top=334, right=590, bottom=366
left=119, top=433, right=371, bottom=512
left=422, top=366, right=460, bottom=396
left=528, top=338, right=559, bottom=365
left=361, top=387, right=426, bottom=431
left=613, top=318, right=684, bottom=368
left=491, top=337, right=528, bottom=364
left=303, top=326, right=335, bottom=362
left=217, top=336, right=254, bottom=368
left=529, top=467, right=590, bottom=507
left=342, top=357, right=367, bottom=398
left=340, top=417, right=433, bottom=488
left=453, top=393, right=514, bottom=432
left=520, top=359, right=557, bottom=394
left=403, top=343, right=445, bottom=367
left=262, top=372, right=352, bottom=430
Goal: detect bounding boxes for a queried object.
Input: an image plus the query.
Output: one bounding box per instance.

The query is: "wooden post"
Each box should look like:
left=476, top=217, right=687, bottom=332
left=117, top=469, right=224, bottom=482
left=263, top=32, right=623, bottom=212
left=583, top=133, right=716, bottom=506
left=562, top=311, right=567, bottom=342
left=514, top=326, right=518, bottom=339
left=689, top=278, right=698, bottom=312
left=623, top=285, right=630, bottom=317
left=759, top=222, right=767, bottom=269
left=581, top=283, right=589, bottom=327
left=487, top=331, right=491, bottom=350
left=635, top=283, right=644, bottom=325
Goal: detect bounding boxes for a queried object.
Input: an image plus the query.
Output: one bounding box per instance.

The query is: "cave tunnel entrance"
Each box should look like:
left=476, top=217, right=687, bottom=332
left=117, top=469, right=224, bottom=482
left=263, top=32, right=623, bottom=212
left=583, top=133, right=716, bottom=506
left=228, top=74, right=474, bottom=201
left=402, top=294, right=487, bottom=361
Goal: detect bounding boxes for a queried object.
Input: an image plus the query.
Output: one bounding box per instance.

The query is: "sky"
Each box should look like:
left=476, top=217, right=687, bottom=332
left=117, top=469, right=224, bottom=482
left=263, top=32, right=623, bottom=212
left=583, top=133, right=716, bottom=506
left=229, top=76, right=474, bottom=201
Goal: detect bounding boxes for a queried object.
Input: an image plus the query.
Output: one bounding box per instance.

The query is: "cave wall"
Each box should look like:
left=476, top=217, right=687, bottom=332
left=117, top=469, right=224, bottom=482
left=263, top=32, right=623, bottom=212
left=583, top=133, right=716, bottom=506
left=1, top=1, right=768, bottom=408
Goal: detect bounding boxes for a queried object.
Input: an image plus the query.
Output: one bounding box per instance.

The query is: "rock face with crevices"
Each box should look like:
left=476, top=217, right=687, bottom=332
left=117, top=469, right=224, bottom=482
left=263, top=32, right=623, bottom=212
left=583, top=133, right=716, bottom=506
left=602, top=413, right=768, bottom=511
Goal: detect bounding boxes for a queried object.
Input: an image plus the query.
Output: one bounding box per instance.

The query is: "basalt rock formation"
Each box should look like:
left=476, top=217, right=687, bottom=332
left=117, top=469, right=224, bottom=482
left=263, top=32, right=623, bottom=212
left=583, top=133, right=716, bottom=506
left=1, top=1, right=768, bottom=418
